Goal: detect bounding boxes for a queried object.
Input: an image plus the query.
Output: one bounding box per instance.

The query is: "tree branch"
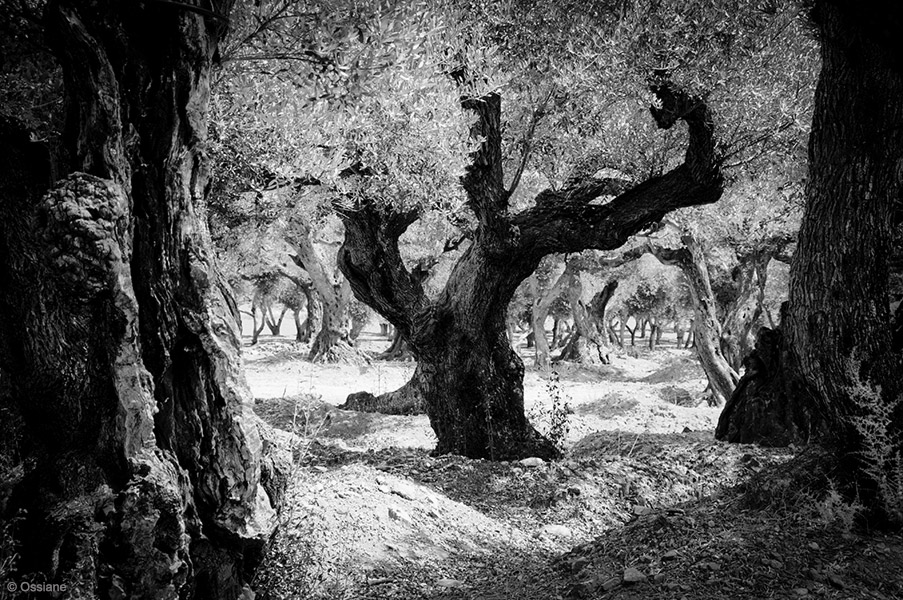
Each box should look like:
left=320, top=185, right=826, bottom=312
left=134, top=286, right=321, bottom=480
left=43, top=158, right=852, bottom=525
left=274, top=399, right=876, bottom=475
left=460, top=92, right=507, bottom=235
left=336, top=202, right=430, bottom=336
left=505, top=88, right=552, bottom=201
left=511, top=84, right=723, bottom=260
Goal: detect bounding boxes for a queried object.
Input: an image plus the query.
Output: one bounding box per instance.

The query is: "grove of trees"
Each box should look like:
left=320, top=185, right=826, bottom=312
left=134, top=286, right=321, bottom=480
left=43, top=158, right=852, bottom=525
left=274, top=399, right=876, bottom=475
left=0, top=0, right=900, bottom=596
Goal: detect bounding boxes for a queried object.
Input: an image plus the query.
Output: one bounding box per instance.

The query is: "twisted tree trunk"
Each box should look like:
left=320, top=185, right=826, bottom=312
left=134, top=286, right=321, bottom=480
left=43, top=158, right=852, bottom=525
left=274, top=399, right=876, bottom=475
left=338, top=82, right=724, bottom=460
left=556, top=279, right=616, bottom=365
left=0, top=3, right=284, bottom=597
left=530, top=263, right=574, bottom=371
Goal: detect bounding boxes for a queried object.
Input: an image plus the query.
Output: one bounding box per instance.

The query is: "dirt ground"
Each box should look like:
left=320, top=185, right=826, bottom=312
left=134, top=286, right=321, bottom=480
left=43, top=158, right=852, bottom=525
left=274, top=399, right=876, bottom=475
left=244, top=329, right=903, bottom=600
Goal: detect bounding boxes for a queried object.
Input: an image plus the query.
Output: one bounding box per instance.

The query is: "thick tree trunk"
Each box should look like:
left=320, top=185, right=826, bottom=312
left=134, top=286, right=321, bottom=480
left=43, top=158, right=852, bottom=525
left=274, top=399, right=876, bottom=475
left=414, top=255, right=559, bottom=460
left=783, top=2, right=902, bottom=515
left=556, top=279, right=616, bottom=365
left=341, top=208, right=559, bottom=459
left=716, top=325, right=819, bottom=445
left=0, top=3, right=284, bottom=598
left=308, top=288, right=359, bottom=362
left=337, top=81, right=724, bottom=460
left=719, top=5, right=903, bottom=520
left=786, top=3, right=903, bottom=420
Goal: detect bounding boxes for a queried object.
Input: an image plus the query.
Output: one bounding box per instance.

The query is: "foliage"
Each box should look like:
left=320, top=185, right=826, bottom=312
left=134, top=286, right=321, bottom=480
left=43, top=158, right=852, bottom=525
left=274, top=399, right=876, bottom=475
left=211, top=0, right=474, bottom=215
left=845, top=360, right=903, bottom=527
left=457, top=0, right=816, bottom=192
left=528, top=371, right=572, bottom=452
left=209, top=1, right=478, bottom=299
left=609, top=255, right=689, bottom=321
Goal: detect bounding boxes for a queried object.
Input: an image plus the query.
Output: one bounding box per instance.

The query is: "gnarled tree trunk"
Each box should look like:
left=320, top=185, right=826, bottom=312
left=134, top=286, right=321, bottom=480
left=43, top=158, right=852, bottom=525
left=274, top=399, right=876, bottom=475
left=0, top=3, right=284, bottom=598
left=338, top=83, right=724, bottom=460
left=530, top=264, right=573, bottom=371
left=556, top=279, right=616, bottom=365
left=716, top=320, right=819, bottom=445
left=785, top=2, right=903, bottom=429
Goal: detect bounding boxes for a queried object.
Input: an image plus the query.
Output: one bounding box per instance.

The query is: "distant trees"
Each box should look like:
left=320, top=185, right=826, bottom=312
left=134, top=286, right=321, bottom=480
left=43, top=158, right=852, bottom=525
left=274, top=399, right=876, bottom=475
left=207, top=0, right=815, bottom=460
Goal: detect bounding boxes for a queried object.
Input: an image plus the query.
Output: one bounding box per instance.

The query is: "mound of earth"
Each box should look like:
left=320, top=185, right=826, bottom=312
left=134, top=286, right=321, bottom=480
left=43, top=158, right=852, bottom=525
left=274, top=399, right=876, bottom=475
left=254, top=462, right=538, bottom=599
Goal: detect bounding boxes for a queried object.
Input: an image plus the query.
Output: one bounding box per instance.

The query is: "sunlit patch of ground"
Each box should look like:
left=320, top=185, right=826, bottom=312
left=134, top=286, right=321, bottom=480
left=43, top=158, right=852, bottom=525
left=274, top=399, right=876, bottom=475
left=245, top=333, right=901, bottom=600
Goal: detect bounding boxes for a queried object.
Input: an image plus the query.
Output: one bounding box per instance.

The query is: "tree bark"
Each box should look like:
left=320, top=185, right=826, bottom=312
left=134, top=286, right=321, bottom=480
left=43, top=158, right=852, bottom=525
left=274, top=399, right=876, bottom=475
left=0, top=3, right=284, bottom=597
left=720, top=6, right=903, bottom=522
left=556, top=279, right=616, bottom=365
left=786, top=2, right=903, bottom=421
left=716, top=325, right=819, bottom=445
left=783, top=1, right=902, bottom=513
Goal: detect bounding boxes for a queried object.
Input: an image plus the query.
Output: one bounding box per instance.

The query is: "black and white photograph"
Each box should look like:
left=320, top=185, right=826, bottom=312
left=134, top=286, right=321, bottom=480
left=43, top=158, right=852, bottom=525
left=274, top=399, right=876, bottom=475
left=0, top=1, right=901, bottom=598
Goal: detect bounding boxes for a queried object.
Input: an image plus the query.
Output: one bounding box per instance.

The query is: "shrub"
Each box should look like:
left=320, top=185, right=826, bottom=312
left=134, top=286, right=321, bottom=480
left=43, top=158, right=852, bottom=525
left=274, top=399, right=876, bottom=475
left=845, top=360, right=903, bottom=526
left=528, top=370, right=572, bottom=452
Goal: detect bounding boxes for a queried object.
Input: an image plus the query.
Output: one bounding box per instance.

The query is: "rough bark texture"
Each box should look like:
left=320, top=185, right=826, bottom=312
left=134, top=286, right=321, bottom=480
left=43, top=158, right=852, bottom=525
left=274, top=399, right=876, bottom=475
left=530, top=264, right=574, bottom=370
left=721, top=238, right=790, bottom=371
left=556, top=279, right=616, bottom=365
left=0, top=3, right=284, bottom=597
left=786, top=2, right=903, bottom=423
left=716, top=325, right=820, bottom=445
left=720, top=2, right=903, bottom=506
left=338, top=83, right=724, bottom=460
